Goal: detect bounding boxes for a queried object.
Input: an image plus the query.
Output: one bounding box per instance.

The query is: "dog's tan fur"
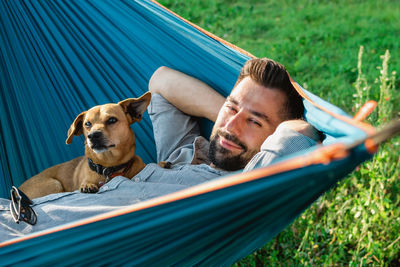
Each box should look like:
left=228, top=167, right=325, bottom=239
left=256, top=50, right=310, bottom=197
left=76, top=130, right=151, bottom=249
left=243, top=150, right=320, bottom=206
left=19, top=92, right=152, bottom=199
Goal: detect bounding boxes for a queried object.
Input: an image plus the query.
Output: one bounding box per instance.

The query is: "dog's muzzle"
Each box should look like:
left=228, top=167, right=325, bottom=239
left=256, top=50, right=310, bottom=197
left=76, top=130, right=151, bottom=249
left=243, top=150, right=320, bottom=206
left=88, top=131, right=109, bottom=152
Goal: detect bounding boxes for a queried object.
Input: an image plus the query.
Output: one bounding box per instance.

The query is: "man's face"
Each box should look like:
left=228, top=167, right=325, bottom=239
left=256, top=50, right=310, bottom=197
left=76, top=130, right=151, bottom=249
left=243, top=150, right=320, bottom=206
left=209, top=77, right=287, bottom=171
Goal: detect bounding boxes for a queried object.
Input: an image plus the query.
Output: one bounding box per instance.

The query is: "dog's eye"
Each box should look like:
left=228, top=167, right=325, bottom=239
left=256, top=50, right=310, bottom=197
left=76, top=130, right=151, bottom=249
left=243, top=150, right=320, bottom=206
left=85, top=121, right=92, bottom=128
left=107, top=117, right=118, bottom=125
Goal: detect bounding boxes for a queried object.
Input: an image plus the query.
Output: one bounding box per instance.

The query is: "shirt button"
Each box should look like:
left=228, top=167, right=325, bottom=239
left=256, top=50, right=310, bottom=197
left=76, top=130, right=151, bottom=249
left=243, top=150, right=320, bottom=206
left=134, top=177, right=140, bottom=182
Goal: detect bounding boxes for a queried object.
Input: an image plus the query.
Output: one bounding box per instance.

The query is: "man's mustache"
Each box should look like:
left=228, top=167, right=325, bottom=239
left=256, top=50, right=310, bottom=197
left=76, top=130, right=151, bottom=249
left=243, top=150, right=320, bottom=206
left=216, top=129, right=247, bottom=151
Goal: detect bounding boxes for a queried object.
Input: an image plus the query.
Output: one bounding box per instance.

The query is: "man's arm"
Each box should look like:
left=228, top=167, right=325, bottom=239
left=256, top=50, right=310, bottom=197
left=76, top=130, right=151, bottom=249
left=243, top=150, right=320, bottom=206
left=149, top=66, right=225, bottom=122
left=279, top=120, right=321, bottom=142
left=244, top=120, right=320, bottom=171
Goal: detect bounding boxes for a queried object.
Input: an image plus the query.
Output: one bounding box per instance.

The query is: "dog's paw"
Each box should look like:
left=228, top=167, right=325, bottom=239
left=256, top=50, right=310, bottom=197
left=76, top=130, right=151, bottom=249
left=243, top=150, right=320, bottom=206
left=80, top=183, right=99, bottom=193
left=158, top=161, right=172, bottom=169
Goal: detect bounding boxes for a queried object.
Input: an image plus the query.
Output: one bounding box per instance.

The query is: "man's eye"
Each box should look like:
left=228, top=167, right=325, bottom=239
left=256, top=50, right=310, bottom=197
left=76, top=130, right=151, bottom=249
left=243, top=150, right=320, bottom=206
left=226, top=105, right=237, bottom=113
left=249, top=119, right=262, bottom=127
left=107, top=117, right=118, bottom=125
left=85, top=121, right=92, bottom=127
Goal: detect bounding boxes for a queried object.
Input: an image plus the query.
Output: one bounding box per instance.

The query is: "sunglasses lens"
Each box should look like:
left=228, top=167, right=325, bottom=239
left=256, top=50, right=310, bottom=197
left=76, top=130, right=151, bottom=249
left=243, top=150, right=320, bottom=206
left=20, top=206, right=37, bottom=225
left=9, top=186, right=37, bottom=225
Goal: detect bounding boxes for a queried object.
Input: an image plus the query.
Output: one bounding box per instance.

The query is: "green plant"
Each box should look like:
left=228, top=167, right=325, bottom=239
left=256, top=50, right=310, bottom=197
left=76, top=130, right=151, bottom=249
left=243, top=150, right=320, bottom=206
left=237, top=49, right=400, bottom=267
left=157, top=1, right=400, bottom=265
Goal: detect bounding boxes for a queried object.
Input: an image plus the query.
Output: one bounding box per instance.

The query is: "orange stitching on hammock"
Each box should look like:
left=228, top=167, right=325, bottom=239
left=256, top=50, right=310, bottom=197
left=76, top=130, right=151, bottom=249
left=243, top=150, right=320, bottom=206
left=0, top=142, right=362, bottom=248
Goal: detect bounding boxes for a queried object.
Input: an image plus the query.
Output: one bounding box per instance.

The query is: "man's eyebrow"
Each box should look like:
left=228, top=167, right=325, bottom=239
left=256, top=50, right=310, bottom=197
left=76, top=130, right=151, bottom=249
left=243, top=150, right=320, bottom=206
left=226, top=96, right=270, bottom=122
left=250, top=110, right=270, bottom=123
left=226, top=96, right=238, bottom=105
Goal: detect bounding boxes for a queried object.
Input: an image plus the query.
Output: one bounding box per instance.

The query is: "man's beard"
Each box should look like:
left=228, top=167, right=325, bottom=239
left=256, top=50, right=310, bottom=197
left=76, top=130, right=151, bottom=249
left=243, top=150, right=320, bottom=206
left=208, top=129, right=258, bottom=171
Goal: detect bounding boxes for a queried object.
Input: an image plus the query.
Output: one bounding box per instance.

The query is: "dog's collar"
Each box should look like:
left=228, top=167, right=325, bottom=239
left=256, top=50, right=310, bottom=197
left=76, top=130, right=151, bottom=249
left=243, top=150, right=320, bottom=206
left=88, top=157, right=135, bottom=182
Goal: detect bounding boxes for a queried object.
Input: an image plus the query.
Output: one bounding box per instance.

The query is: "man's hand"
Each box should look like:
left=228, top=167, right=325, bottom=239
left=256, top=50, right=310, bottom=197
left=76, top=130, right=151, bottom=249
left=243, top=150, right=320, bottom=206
left=148, top=66, right=225, bottom=122
left=278, top=120, right=321, bottom=142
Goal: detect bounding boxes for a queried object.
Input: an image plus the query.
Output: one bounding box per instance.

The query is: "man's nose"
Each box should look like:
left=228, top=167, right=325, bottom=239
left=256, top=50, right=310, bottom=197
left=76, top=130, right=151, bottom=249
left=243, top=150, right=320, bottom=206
left=225, top=113, right=244, bottom=136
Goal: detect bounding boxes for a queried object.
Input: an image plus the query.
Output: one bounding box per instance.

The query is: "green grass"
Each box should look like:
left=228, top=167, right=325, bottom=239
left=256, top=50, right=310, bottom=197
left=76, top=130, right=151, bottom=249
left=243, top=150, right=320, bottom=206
left=158, top=0, right=400, bottom=265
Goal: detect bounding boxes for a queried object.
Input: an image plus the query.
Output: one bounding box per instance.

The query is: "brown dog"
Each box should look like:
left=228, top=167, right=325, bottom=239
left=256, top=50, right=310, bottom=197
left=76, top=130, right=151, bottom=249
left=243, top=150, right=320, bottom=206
left=19, top=92, right=152, bottom=199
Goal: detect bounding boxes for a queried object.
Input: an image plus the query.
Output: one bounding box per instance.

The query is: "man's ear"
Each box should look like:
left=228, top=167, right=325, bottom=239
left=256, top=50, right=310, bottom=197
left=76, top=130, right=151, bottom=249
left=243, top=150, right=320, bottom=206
left=66, top=111, right=86, bottom=144
left=118, top=92, right=152, bottom=124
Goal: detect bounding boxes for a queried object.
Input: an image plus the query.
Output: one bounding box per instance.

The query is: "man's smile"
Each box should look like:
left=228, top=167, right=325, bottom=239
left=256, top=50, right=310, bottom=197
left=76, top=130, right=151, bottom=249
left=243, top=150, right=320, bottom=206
left=218, top=136, right=242, bottom=151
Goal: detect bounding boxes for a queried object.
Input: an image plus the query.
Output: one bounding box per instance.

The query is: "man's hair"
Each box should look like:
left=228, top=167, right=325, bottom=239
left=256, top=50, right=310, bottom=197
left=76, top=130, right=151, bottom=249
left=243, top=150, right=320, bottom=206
left=235, top=58, right=304, bottom=120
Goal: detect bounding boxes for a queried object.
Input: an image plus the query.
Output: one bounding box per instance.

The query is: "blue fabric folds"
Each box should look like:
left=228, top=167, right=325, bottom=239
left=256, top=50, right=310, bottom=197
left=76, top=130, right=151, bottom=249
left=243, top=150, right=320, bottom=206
left=0, top=0, right=248, bottom=195
left=0, top=0, right=373, bottom=265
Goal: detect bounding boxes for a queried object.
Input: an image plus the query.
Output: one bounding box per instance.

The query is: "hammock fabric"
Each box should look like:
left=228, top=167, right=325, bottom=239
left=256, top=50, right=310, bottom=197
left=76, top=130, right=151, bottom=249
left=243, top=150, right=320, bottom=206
left=0, top=0, right=377, bottom=265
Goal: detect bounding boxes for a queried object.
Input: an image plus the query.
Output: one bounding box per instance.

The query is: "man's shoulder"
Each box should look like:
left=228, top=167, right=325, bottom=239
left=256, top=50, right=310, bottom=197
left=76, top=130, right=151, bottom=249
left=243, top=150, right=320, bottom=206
left=244, top=122, right=318, bottom=171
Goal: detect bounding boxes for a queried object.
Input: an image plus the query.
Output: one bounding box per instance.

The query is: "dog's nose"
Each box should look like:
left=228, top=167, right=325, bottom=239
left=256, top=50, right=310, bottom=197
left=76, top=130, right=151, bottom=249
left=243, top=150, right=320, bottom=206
left=88, top=131, right=103, bottom=140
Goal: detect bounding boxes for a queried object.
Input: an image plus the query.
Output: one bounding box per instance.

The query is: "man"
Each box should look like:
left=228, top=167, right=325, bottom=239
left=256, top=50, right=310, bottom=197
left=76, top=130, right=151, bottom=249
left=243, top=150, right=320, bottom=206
left=0, top=58, right=318, bottom=241
left=148, top=58, right=319, bottom=172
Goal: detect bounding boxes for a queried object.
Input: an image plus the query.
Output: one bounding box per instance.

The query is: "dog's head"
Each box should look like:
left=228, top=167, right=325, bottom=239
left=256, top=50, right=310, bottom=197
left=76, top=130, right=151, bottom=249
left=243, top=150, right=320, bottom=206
left=66, top=92, right=151, bottom=156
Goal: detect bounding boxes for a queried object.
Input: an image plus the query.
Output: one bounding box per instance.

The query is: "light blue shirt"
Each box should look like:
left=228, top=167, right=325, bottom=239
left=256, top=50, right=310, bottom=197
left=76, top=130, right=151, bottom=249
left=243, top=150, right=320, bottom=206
left=0, top=94, right=317, bottom=242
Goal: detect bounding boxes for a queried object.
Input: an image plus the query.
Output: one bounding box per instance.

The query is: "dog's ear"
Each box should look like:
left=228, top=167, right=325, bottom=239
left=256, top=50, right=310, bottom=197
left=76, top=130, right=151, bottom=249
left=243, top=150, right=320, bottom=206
left=118, top=92, right=152, bottom=124
left=66, top=111, right=86, bottom=144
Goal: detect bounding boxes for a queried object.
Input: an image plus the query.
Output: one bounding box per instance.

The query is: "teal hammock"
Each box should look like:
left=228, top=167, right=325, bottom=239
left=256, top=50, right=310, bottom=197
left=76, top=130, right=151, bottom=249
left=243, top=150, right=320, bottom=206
left=0, top=0, right=382, bottom=265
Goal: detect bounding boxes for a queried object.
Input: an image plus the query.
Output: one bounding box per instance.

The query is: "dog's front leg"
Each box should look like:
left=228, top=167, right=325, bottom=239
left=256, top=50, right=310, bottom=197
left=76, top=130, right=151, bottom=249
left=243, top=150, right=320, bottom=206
left=80, top=181, right=100, bottom=193
left=79, top=171, right=104, bottom=193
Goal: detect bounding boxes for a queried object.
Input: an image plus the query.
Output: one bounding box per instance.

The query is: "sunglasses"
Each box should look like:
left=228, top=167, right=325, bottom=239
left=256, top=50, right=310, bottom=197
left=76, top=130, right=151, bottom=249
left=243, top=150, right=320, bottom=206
left=10, top=186, right=37, bottom=225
